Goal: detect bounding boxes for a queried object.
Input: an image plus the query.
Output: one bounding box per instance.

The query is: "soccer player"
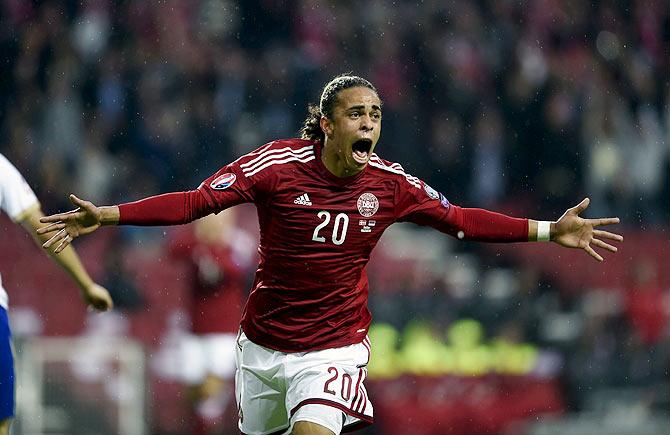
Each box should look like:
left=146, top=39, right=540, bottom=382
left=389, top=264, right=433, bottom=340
left=168, top=210, right=253, bottom=433
left=0, top=153, right=113, bottom=435
left=38, top=75, right=622, bottom=435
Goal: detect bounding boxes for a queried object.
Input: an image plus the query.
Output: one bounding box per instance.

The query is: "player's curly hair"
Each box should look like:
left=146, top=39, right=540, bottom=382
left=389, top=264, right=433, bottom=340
left=300, top=74, right=379, bottom=142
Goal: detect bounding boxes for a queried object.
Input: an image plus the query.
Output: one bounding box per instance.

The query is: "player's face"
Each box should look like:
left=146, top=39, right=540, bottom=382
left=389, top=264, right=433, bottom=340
left=321, top=87, right=382, bottom=174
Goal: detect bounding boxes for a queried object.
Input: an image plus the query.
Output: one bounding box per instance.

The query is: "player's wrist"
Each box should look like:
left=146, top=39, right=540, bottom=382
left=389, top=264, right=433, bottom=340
left=99, top=206, right=120, bottom=226
left=536, top=221, right=552, bottom=242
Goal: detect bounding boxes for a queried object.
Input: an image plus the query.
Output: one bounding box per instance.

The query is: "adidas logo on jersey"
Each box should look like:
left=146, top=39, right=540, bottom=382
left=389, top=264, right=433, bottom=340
left=293, top=193, right=312, bottom=206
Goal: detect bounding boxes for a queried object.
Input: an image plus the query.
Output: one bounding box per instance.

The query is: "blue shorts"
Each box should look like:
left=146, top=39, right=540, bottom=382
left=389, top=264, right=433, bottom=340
left=0, top=308, right=14, bottom=420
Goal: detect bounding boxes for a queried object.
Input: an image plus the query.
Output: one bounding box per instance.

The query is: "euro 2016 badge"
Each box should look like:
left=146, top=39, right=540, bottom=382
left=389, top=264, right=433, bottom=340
left=357, top=192, right=379, bottom=217
left=210, top=173, right=236, bottom=190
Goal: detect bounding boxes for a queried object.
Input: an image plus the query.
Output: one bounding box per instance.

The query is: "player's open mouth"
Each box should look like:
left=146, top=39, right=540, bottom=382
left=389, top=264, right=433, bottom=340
left=351, top=139, right=373, bottom=164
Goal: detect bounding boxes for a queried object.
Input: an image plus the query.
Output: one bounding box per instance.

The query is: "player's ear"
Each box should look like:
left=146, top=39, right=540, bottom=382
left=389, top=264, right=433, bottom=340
left=320, top=116, right=334, bottom=138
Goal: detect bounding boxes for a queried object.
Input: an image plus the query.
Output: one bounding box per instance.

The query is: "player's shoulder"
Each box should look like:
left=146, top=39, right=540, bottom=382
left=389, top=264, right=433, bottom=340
left=367, top=153, right=421, bottom=189
left=234, top=138, right=317, bottom=179
left=0, top=153, right=22, bottom=185
left=0, top=153, right=14, bottom=173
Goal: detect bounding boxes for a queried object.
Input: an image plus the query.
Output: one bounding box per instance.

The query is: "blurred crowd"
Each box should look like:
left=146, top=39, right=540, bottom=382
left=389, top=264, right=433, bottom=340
left=1, top=0, right=669, bottom=433
left=1, top=0, right=669, bottom=220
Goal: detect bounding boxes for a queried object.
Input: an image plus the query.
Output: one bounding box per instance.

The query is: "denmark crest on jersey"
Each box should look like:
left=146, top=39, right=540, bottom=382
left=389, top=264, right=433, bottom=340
left=210, top=173, right=236, bottom=190
left=357, top=192, right=379, bottom=217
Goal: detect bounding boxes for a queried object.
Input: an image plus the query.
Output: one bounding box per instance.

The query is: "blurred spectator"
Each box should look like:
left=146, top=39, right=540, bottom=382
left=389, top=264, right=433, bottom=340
left=100, top=235, right=145, bottom=311
left=625, top=258, right=668, bottom=346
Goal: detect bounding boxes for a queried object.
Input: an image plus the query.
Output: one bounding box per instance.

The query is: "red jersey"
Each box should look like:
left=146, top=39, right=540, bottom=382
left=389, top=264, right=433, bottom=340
left=119, top=138, right=528, bottom=352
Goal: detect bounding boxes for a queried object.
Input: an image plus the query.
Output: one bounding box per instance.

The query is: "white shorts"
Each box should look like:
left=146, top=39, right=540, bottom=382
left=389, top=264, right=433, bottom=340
left=235, top=331, right=373, bottom=435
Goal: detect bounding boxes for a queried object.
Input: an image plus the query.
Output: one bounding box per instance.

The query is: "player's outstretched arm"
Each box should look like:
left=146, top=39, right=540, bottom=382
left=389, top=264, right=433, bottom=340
left=21, top=203, right=113, bottom=311
left=537, top=197, right=623, bottom=262
left=37, top=194, right=119, bottom=254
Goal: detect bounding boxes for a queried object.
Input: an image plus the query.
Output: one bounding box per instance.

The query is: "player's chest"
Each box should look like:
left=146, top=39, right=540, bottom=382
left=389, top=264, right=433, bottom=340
left=266, top=181, right=395, bottom=246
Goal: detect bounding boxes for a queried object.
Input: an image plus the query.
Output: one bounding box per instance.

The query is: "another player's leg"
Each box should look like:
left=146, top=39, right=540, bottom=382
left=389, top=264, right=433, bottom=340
left=181, top=333, right=237, bottom=434
left=292, top=420, right=335, bottom=435
left=0, top=308, right=14, bottom=435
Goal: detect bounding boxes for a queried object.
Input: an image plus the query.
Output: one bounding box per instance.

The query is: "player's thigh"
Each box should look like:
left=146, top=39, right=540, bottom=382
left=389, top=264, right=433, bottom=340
left=292, top=420, right=335, bottom=435
left=290, top=404, right=342, bottom=435
left=0, top=308, right=14, bottom=424
left=236, top=332, right=289, bottom=434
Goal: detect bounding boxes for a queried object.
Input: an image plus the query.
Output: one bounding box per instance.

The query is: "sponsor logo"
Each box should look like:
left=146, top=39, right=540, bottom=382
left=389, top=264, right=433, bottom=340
left=424, top=183, right=439, bottom=200
left=210, top=173, right=236, bottom=190
left=357, top=193, right=379, bottom=218
left=439, top=193, right=450, bottom=209
left=294, top=193, right=312, bottom=206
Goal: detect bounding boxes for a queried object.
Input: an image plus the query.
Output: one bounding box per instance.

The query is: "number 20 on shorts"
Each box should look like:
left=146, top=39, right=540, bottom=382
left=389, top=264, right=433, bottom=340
left=323, top=366, right=353, bottom=401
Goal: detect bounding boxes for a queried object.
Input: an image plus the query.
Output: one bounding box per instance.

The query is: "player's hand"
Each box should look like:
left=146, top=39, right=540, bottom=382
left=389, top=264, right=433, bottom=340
left=37, top=194, right=102, bottom=253
left=82, top=283, right=114, bottom=311
left=552, top=198, right=623, bottom=262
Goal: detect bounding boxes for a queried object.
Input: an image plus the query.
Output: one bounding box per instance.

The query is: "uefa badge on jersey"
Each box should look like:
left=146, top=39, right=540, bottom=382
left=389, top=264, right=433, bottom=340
left=423, top=183, right=439, bottom=200
left=357, top=192, right=379, bottom=218
left=210, top=173, right=236, bottom=190
left=439, top=193, right=450, bottom=209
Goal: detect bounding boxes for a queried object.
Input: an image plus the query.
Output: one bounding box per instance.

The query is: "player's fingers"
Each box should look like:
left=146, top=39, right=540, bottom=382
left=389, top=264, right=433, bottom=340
left=69, top=194, right=84, bottom=206
left=95, top=297, right=112, bottom=311
left=584, top=244, right=603, bottom=262
left=591, top=238, right=617, bottom=253
left=36, top=221, right=66, bottom=235
left=54, top=234, right=72, bottom=254
left=42, top=229, right=67, bottom=249
left=570, top=198, right=590, bottom=214
left=593, top=229, right=623, bottom=242
left=40, top=214, right=67, bottom=223
left=100, top=296, right=113, bottom=311
left=70, top=194, right=95, bottom=212
left=39, top=209, right=80, bottom=223
left=589, top=217, right=620, bottom=227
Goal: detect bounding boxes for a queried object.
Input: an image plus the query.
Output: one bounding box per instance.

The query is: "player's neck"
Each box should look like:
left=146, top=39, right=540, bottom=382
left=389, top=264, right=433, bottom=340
left=321, top=141, right=364, bottom=178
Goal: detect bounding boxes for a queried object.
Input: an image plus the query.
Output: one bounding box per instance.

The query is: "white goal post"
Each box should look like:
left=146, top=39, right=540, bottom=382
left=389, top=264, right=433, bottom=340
left=14, top=337, right=146, bottom=435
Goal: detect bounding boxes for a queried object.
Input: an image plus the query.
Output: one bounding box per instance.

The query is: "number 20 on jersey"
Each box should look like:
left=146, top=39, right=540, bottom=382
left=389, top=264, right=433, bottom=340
left=312, top=211, right=349, bottom=245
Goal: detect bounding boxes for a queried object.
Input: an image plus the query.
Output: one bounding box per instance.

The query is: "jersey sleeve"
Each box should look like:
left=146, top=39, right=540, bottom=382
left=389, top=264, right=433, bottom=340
left=119, top=146, right=264, bottom=225
left=196, top=156, right=257, bottom=211
left=0, top=154, right=40, bottom=222
left=394, top=178, right=528, bottom=242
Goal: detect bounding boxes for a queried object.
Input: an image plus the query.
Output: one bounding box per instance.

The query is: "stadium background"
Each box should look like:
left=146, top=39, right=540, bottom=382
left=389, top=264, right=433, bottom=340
left=1, top=0, right=669, bottom=434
